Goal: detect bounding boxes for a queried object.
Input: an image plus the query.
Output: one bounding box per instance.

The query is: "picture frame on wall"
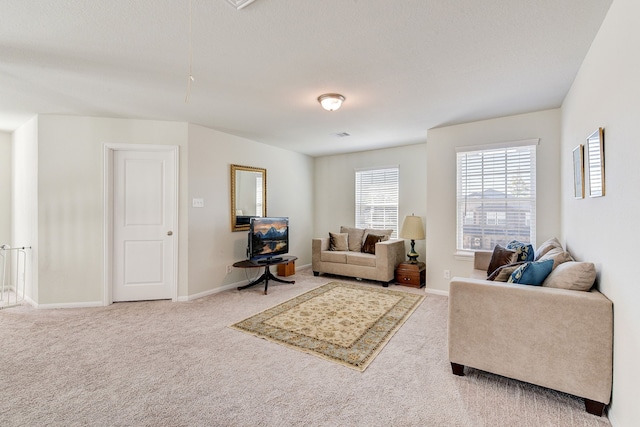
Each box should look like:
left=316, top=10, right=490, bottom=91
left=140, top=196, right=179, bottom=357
left=573, top=144, right=584, bottom=199
left=587, top=128, right=605, bottom=197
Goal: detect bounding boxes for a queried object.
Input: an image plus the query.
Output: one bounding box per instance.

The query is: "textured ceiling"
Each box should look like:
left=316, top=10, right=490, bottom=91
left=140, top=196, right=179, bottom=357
left=0, top=0, right=612, bottom=156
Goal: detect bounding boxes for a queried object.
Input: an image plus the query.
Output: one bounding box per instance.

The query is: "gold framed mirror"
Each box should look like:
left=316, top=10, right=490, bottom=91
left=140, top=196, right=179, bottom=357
left=230, top=164, right=267, bottom=232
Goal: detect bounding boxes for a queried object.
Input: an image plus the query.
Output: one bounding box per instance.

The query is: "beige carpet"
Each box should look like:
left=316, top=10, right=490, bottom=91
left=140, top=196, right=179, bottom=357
left=0, top=268, right=612, bottom=426
left=230, top=281, right=425, bottom=371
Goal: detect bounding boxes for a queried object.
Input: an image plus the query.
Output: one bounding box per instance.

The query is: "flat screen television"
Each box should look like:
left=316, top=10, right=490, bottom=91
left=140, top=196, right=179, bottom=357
left=247, top=217, right=289, bottom=263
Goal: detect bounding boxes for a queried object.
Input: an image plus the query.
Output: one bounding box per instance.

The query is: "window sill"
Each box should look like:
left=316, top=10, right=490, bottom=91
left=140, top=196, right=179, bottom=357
left=454, top=251, right=474, bottom=261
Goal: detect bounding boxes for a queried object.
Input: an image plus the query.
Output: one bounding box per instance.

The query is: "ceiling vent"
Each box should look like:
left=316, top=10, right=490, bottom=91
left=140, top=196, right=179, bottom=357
left=334, top=132, right=351, bottom=138
left=226, top=0, right=257, bottom=10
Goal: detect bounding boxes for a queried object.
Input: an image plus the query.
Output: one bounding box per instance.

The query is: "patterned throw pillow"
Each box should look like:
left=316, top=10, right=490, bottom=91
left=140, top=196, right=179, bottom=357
left=508, top=259, right=554, bottom=286
left=487, top=262, right=524, bottom=281
left=329, top=232, right=349, bottom=251
left=506, top=240, right=535, bottom=262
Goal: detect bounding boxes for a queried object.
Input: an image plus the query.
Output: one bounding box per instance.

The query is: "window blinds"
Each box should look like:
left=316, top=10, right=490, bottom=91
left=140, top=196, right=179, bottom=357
left=456, top=144, right=536, bottom=251
left=355, top=167, right=399, bottom=238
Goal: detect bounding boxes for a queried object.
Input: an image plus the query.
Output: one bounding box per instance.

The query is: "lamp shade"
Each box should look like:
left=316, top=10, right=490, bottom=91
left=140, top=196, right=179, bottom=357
left=399, top=215, right=425, bottom=240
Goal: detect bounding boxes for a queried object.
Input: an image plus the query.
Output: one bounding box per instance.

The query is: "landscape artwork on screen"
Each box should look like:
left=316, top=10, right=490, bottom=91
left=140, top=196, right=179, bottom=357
left=249, top=217, right=289, bottom=261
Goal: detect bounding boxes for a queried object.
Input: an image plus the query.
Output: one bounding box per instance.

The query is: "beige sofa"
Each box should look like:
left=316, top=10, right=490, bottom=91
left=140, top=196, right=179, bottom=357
left=448, top=249, right=613, bottom=416
left=312, top=228, right=404, bottom=286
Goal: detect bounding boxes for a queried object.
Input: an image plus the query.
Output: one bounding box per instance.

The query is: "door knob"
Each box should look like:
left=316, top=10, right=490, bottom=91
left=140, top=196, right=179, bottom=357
left=167, top=231, right=173, bottom=236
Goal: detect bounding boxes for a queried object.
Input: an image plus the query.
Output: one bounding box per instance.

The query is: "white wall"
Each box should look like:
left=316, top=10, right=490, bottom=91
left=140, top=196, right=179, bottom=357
left=11, top=117, right=39, bottom=302
left=0, top=131, right=11, bottom=246
left=426, top=109, right=562, bottom=292
left=561, top=0, right=640, bottom=424
left=314, top=143, right=428, bottom=264
left=36, top=115, right=189, bottom=305
left=187, top=123, right=314, bottom=297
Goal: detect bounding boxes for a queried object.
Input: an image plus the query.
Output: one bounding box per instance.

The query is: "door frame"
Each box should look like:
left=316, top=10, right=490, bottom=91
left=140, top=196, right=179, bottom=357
left=103, top=143, right=179, bottom=306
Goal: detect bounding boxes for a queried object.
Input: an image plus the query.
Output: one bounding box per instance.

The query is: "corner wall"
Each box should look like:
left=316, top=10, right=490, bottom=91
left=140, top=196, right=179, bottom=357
left=426, top=109, right=562, bottom=292
left=0, top=131, right=11, bottom=246
left=561, top=0, right=640, bottom=424
left=314, top=143, right=428, bottom=264
left=11, top=117, right=39, bottom=302
left=186, top=123, right=314, bottom=297
left=36, top=115, right=189, bottom=305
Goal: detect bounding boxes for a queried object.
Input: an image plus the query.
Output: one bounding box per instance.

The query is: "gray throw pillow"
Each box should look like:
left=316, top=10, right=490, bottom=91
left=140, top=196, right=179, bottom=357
left=542, top=261, right=596, bottom=291
left=329, top=232, right=349, bottom=251
left=340, top=226, right=365, bottom=252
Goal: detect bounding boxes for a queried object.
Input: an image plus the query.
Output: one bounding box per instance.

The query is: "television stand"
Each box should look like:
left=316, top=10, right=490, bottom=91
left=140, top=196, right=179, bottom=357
left=256, top=256, right=283, bottom=264
left=233, top=255, right=297, bottom=295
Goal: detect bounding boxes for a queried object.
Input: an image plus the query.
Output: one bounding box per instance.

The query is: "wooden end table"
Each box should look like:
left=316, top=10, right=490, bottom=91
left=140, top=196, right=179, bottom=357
left=395, top=261, right=426, bottom=288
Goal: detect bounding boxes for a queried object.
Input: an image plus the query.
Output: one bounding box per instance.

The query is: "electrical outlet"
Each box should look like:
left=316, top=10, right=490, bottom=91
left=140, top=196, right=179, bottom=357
left=192, top=198, right=205, bottom=208
left=443, top=270, right=450, bottom=279
left=226, top=265, right=233, bottom=274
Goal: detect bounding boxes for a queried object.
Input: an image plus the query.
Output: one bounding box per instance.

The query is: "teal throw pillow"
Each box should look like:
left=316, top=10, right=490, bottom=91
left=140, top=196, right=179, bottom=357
left=507, top=240, right=535, bottom=262
left=508, top=259, right=554, bottom=286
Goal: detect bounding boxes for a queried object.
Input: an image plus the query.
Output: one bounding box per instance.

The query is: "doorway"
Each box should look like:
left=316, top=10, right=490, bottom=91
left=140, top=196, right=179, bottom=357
left=104, top=144, right=178, bottom=304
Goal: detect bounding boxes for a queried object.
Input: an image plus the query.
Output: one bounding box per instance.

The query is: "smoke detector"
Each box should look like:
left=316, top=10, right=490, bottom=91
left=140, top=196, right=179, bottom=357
left=226, top=0, right=257, bottom=10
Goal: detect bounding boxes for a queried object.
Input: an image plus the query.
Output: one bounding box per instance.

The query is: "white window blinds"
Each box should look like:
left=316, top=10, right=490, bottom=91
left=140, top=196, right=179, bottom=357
left=456, top=142, right=537, bottom=251
left=355, top=167, right=399, bottom=238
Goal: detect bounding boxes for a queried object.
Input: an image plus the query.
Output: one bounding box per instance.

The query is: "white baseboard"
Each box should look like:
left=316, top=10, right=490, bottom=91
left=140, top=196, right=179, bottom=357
left=177, top=282, right=241, bottom=301
left=425, top=287, right=448, bottom=297
left=34, top=300, right=104, bottom=309
left=179, top=262, right=311, bottom=301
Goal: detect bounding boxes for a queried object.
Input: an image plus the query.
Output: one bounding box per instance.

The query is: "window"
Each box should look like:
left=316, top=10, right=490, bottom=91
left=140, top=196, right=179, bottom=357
left=456, top=141, right=537, bottom=251
left=355, top=167, right=399, bottom=237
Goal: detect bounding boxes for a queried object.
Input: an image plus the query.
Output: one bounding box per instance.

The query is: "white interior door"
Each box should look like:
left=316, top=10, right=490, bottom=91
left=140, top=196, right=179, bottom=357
left=112, top=149, right=176, bottom=302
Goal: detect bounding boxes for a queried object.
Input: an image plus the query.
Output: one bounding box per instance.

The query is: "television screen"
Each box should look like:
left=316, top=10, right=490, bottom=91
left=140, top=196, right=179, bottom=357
left=248, top=217, right=289, bottom=262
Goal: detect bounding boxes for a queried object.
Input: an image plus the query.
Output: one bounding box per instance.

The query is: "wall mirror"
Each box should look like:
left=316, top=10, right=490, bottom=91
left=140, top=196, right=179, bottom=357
left=587, top=128, right=605, bottom=197
left=230, top=164, right=266, bottom=232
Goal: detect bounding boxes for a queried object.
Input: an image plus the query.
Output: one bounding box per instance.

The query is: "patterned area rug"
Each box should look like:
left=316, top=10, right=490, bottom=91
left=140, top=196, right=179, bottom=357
left=229, top=281, right=425, bottom=371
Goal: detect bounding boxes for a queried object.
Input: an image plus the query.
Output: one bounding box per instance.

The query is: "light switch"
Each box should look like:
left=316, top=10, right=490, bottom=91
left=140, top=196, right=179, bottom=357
left=192, top=198, right=205, bottom=208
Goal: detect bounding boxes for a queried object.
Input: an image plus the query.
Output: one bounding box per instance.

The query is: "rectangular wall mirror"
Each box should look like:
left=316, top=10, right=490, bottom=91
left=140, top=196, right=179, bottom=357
left=587, top=128, right=605, bottom=197
left=230, top=164, right=267, bottom=232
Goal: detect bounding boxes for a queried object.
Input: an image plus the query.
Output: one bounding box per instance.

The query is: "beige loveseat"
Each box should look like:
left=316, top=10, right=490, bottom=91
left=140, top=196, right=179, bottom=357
left=448, top=242, right=613, bottom=416
left=312, top=226, right=405, bottom=286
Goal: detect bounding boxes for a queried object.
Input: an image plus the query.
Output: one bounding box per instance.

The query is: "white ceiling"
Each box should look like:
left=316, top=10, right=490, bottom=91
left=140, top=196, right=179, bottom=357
left=1, top=0, right=612, bottom=157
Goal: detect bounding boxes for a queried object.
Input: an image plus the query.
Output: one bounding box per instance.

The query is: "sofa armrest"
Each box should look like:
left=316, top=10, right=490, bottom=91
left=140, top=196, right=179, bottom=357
left=473, top=250, right=492, bottom=271
left=311, top=238, right=329, bottom=272
left=374, top=239, right=405, bottom=281
left=448, top=277, right=613, bottom=404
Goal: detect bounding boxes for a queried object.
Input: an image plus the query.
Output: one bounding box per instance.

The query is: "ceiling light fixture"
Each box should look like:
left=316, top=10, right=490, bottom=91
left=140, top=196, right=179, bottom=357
left=317, top=93, right=345, bottom=111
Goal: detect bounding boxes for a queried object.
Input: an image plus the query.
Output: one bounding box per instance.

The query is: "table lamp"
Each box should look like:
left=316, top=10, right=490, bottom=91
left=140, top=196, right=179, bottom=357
left=399, top=214, right=425, bottom=263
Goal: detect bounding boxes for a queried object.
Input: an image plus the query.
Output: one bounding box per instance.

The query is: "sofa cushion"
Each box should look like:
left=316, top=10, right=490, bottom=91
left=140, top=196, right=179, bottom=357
left=487, top=262, right=524, bottom=282
left=362, top=234, right=384, bottom=254
left=487, top=244, right=517, bottom=276
left=508, top=259, right=554, bottom=286
left=329, top=232, right=349, bottom=251
left=542, top=261, right=596, bottom=291
left=507, top=240, right=535, bottom=262
left=535, top=237, right=562, bottom=261
left=537, top=246, right=574, bottom=269
left=320, top=251, right=347, bottom=263
left=346, top=252, right=377, bottom=267
left=340, top=226, right=365, bottom=252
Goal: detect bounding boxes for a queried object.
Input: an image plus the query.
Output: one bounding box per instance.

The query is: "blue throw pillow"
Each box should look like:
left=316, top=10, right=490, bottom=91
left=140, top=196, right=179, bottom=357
left=508, top=259, right=554, bottom=286
left=506, top=240, right=535, bottom=262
